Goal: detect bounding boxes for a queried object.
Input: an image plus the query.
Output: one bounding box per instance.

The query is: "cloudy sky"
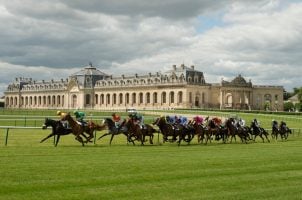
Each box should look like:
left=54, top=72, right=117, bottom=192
left=1, top=0, right=301, bottom=96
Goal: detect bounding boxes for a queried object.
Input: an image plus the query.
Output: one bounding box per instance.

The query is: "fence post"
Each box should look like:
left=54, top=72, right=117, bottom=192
left=5, top=128, right=9, bottom=146
left=94, top=130, right=97, bottom=144
left=24, top=117, right=27, bottom=127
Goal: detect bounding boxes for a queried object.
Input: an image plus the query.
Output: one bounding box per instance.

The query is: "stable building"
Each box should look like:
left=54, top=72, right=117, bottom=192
left=4, top=63, right=284, bottom=111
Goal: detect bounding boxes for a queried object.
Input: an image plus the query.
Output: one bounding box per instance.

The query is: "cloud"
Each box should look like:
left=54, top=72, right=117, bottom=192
left=0, top=0, right=301, bottom=97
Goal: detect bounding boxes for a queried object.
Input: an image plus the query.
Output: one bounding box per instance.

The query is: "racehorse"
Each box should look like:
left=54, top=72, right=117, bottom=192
left=278, top=121, right=292, bottom=140
left=98, top=118, right=133, bottom=145
left=189, top=120, right=208, bottom=144
left=225, top=118, right=248, bottom=143
left=61, top=113, right=95, bottom=145
left=153, top=116, right=191, bottom=146
left=207, top=117, right=227, bottom=143
left=250, top=120, right=270, bottom=143
left=40, top=118, right=73, bottom=146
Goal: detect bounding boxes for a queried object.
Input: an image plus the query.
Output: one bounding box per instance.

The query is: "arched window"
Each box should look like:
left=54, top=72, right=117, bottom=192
left=139, top=93, right=143, bottom=104
left=106, top=94, right=111, bottom=105
left=113, top=94, right=117, bottom=104
left=162, top=92, right=166, bottom=104
left=146, top=93, right=150, bottom=104
left=95, top=94, right=98, bottom=105
left=119, top=93, right=123, bottom=104
left=100, top=94, right=104, bottom=105
left=125, top=93, right=130, bottom=104
left=132, top=93, right=136, bottom=104
left=170, top=91, right=174, bottom=104
left=72, top=95, right=77, bottom=108
left=85, top=94, right=91, bottom=105
left=153, top=92, right=158, bottom=104
left=178, top=91, right=183, bottom=103
left=14, top=97, right=18, bottom=106
left=52, top=96, right=56, bottom=105
left=226, top=93, right=232, bottom=107
left=57, top=95, right=61, bottom=106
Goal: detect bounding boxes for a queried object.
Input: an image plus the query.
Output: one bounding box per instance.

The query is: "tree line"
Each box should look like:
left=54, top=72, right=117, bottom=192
left=284, top=87, right=302, bottom=112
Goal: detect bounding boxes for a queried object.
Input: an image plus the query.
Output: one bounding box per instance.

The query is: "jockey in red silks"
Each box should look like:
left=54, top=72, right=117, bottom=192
left=193, top=115, right=204, bottom=125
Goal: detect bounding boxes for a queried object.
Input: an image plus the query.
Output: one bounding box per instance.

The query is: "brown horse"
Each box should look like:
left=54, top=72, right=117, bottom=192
left=189, top=120, right=208, bottom=144
left=125, top=119, right=157, bottom=145
left=61, top=113, right=95, bottom=145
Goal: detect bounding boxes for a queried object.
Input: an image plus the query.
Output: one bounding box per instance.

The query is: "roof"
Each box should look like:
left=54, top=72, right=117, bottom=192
left=70, top=63, right=109, bottom=77
left=288, top=94, right=299, bottom=102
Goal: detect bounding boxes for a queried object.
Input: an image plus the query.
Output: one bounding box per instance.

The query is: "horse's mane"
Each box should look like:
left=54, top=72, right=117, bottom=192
left=104, top=118, right=115, bottom=127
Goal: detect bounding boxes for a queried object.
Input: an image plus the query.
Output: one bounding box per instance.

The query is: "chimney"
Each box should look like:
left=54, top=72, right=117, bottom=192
left=191, top=65, right=195, bottom=70
left=181, top=64, right=185, bottom=70
left=173, top=65, right=176, bottom=70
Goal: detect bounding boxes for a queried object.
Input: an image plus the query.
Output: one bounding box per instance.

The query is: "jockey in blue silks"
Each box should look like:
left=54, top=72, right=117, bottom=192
left=177, top=116, right=188, bottom=126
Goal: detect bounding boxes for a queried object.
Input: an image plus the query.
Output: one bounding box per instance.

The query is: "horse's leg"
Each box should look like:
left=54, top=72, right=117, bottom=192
left=98, top=133, right=111, bottom=140
left=55, top=135, right=61, bottom=147
left=40, top=133, right=55, bottom=143
left=109, top=133, right=115, bottom=145
left=75, top=136, right=85, bottom=146
left=149, top=133, right=154, bottom=144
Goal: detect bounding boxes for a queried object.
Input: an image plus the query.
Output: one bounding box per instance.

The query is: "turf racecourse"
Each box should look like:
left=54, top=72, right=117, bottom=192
left=1, top=130, right=302, bottom=200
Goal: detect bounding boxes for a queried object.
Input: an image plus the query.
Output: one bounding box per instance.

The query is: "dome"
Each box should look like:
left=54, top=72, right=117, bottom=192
left=69, top=63, right=110, bottom=88
left=231, top=74, right=247, bottom=85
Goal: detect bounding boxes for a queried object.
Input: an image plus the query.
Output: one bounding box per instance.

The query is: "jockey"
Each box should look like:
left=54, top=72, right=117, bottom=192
left=193, top=115, right=203, bottom=125
left=74, top=110, right=86, bottom=126
left=253, top=119, right=260, bottom=127
left=112, top=113, right=122, bottom=128
left=280, top=121, right=286, bottom=129
left=178, top=116, right=188, bottom=126
left=272, top=119, right=278, bottom=130
left=129, top=112, right=144, bottom=128
left=238, top=118, right=245, bottom=127
left=57, top=110, right=68, bottom=128
left=166, top=115, right=176, bottom=124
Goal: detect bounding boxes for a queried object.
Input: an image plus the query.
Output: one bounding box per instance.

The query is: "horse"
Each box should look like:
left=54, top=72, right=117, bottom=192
left=206, top=118, right=227, bottom=143
left=153, top=116, right=190, bottom=146
left=250, top=121, right=270, bottom=143
left=40, top=118, right=73, bottom=146
left=98, top=118, right=133, bottom=145
left=278, top=121, right=292, bottom=140
left=189, top=120, right=208, bottom=144
left=141, top=124, right=158, bottom=145
left=225, top=118, right=248, bottom=144
left=61, top=113, right=95, bottom=145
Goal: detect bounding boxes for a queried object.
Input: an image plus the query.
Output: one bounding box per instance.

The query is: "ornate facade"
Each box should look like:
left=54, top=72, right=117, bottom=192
left=4, top=63, right=284, bottom=111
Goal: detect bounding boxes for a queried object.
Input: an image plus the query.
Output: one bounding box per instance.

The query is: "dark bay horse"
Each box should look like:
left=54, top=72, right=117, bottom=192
left=225, top=118, right=248, bottom=143
left=273, top=121, right=292, bottom=140
left=207, top=118, right=227, bottom=143
left=153, top=116, right=190, bottom=146
left=250, top=121, right=270, bottom=143
left=98, top=118, right=133, bottom=145
left=41, top=118, right=73, bottom=146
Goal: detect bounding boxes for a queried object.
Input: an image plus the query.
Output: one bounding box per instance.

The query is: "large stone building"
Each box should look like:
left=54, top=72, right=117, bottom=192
left=4, top=63, right=284, bottom=111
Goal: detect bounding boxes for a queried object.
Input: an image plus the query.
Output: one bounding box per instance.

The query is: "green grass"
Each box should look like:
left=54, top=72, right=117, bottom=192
left=0, top=128, right=302, bottom=200
left=1, top=109, right=302, bottom=200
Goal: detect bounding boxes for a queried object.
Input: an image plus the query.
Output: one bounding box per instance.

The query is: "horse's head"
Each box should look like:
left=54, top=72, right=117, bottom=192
left=153, top=116, right=165, bottom=126
left=42, top=118, right=52, bottom=129
left=103, top=118, right=114, bottom=127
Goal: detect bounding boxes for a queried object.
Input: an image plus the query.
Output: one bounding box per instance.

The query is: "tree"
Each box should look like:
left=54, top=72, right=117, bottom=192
left=298, top=87, right=302, bottom=103
left=284, top=102, right=294, bottom=111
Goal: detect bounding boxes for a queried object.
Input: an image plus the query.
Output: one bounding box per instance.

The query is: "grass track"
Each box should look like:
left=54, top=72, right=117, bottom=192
left=0, top=129, right=302, bottom=200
